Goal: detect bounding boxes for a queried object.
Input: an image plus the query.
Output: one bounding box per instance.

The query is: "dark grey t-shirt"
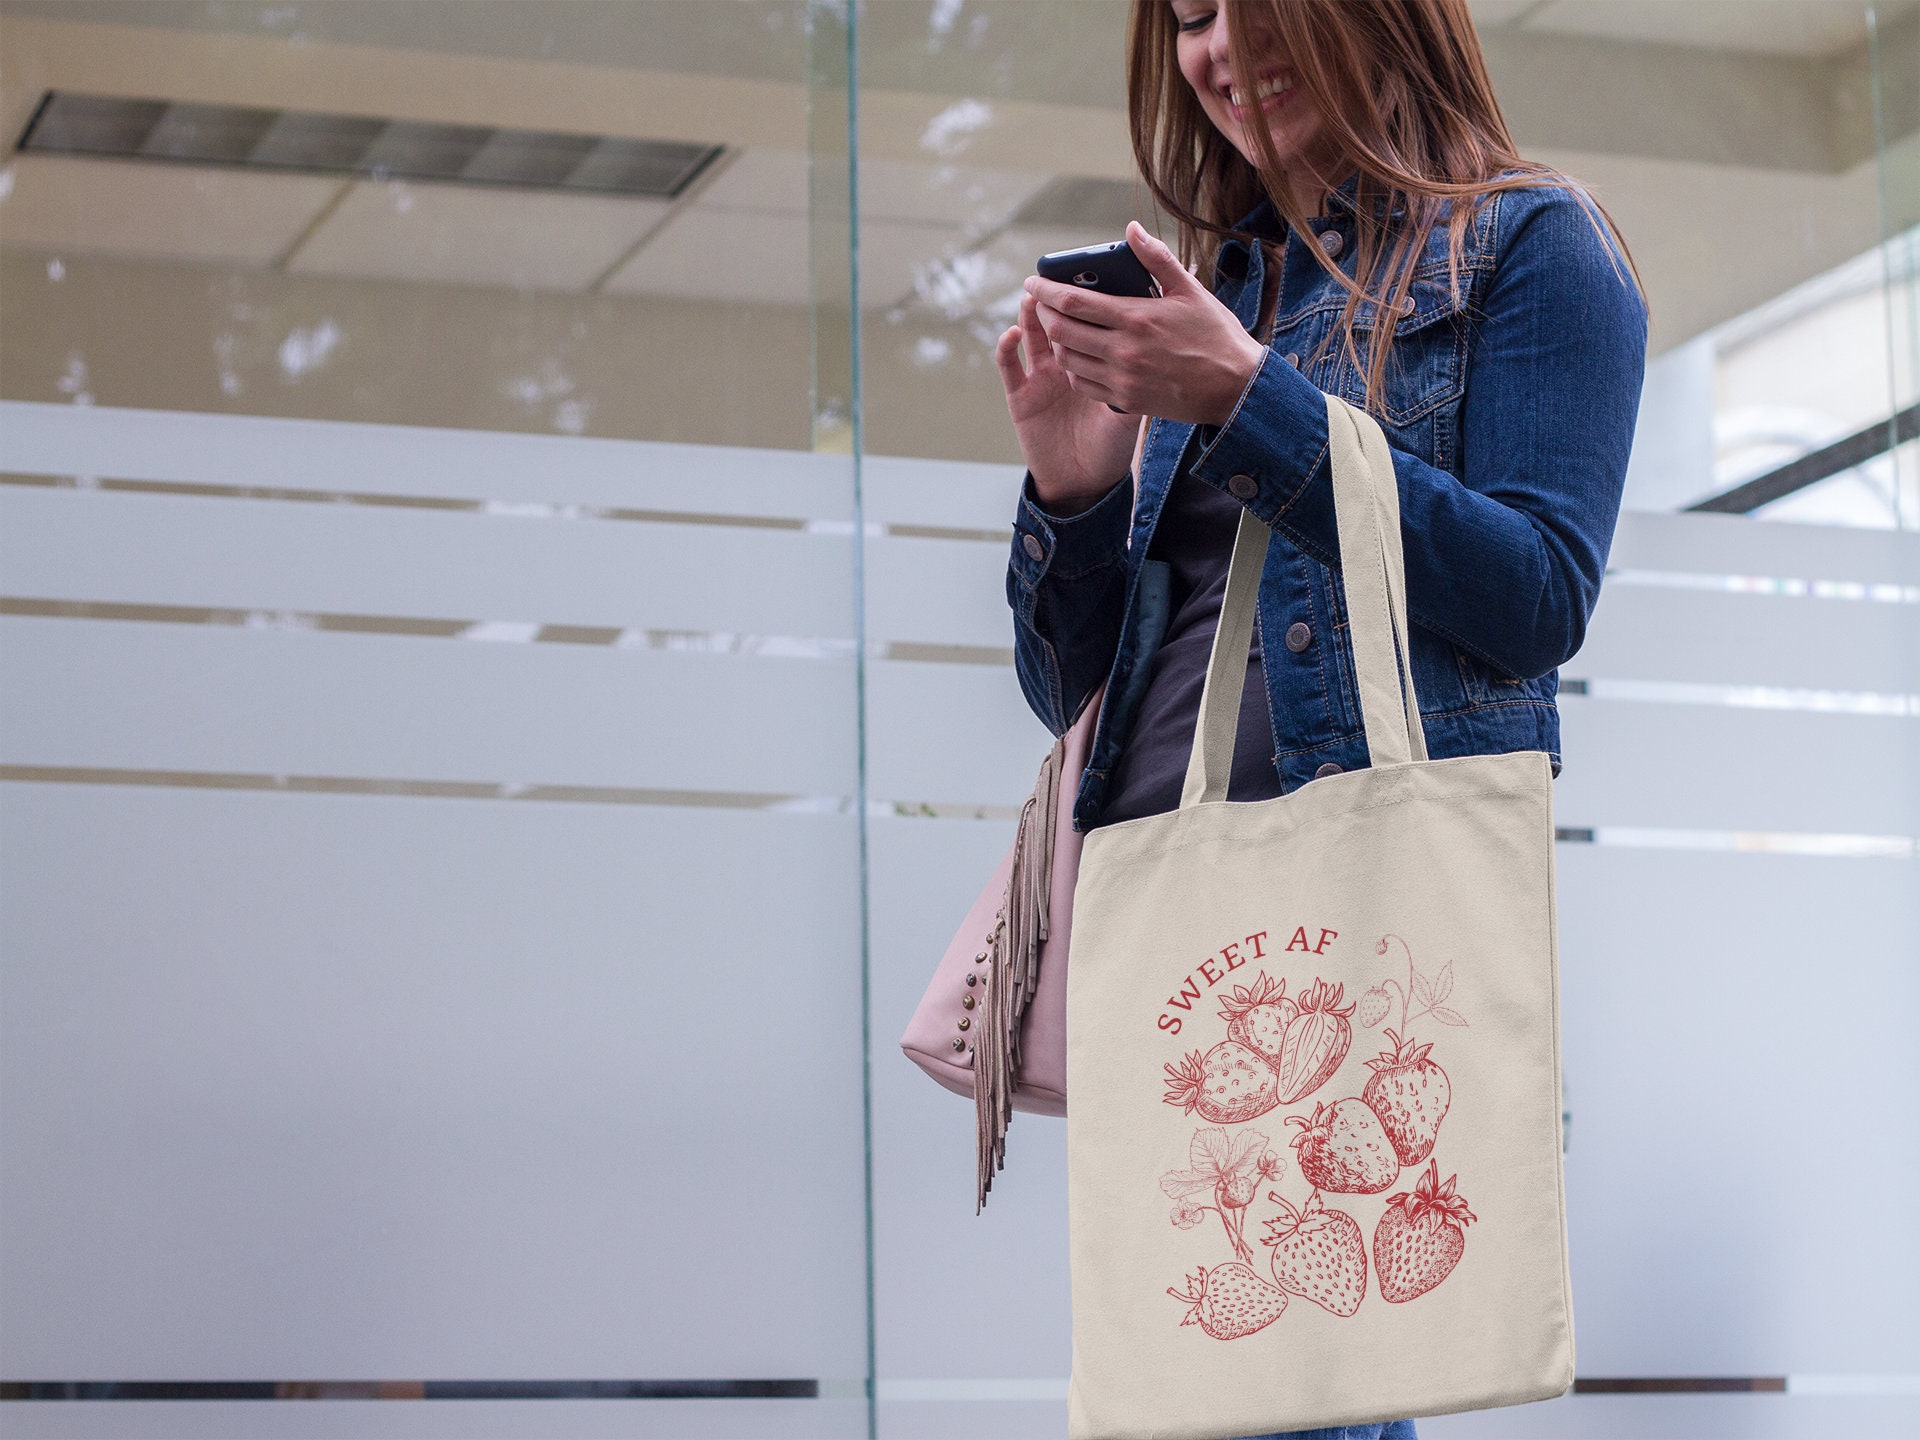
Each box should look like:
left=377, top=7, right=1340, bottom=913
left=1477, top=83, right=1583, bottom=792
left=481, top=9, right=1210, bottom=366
left=1094, top=456, right=1283, bottom=828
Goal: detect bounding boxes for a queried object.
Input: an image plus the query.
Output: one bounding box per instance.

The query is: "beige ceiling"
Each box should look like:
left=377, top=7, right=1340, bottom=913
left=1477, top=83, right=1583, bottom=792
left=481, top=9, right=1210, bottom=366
left=0, top=3, right=1913, bottom=347
left=1515, top=0, right=1909, bottom=58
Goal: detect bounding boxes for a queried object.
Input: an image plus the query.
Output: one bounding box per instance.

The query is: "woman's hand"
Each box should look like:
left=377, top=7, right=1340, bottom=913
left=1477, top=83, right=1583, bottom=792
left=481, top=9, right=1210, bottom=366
left=1027, top=221, right=1267, bottom=432
left=994, top=278, right=1144, bottom=512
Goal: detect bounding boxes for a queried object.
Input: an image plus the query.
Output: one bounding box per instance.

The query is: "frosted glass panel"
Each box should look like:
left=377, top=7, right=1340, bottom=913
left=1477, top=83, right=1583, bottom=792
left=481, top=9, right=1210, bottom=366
left=0, top=619, right=858, bottom=796
left=1, top=786, right=867, bottom=1377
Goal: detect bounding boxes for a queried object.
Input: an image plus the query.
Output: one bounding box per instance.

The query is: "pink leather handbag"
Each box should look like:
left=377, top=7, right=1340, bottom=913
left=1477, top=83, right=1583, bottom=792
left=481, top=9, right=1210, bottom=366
left=899, top=685, right=1102, bottom=1211
left=900, top=418, right=1149, bottom=1212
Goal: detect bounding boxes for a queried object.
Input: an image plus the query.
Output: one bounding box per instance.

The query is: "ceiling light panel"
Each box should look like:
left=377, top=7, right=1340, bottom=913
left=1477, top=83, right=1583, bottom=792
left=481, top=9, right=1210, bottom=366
left=16, top=92, right=722, bottom=199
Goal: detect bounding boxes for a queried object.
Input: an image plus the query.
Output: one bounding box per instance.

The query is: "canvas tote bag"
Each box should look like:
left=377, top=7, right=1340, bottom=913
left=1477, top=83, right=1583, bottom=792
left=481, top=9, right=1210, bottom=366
left=1064, top=395, right=1572, bottom=1438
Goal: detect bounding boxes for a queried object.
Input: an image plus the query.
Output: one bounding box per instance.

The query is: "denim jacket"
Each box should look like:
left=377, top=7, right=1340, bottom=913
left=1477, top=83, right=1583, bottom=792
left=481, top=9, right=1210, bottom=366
left=1006, top=181, right=1648, bottom=831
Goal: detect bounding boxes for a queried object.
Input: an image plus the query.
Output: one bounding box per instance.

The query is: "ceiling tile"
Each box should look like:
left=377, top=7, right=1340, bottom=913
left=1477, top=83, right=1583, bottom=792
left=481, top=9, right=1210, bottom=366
left=695, top=148, right=810, bottom=213
left=0, top=153, right=340, bottom=264
left=1525, top=0, right=1905, bottom=58
left=601, top=204, right=810, bottom=303
left=605, top=203, right=965, bottom=311
left=858, top=156, right=1054, bottom=229
left=286, top=179, right=669, bottom=290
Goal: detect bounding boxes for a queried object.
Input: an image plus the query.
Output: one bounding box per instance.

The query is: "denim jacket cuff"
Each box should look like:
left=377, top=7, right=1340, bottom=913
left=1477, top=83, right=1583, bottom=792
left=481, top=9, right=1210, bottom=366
left=1188, top=349, right=1333, bottom=532
left=1009, top=470, right=1132, bottom=590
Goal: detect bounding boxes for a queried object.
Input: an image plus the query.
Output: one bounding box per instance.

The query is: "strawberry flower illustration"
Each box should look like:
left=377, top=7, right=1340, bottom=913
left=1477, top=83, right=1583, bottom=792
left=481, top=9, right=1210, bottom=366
left=1160, top=1126, right=1282, bottom=1264
left=1369, top=933, right=1468, bottom=1031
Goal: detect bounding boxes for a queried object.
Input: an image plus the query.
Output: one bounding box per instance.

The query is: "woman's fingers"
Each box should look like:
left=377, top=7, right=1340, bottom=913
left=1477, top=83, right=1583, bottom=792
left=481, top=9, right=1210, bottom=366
left=1051, top=338, right=1113, bottom=384
left=1018, top=290, right=1054, bottom=372
left=1036, top=302, right=1119, bottom=361
left=1062, top=367, right=1119, bottom=405
left=1124, top=221, right=1203, bottom=299
left=1026, top=275, right=1126, bottom=328
left=994, top=323, right=1027, bottom=392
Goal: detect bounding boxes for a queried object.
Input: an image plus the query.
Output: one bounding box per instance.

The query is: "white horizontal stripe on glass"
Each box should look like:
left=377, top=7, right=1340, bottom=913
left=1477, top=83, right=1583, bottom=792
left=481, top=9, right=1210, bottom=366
left=1590, top=827, right=1914, bottom=859
left=1, top=768, right=1910, bottom=855
left=1786, top=1374, right=1920, bottom=1396
left=0, top=598, right=1008, bottom=663
left=1, top=472, right=1008, bottom=541
left=1575, top=677, right=1919, bottom=717
left=1606, top=567, right=1920, bottom=605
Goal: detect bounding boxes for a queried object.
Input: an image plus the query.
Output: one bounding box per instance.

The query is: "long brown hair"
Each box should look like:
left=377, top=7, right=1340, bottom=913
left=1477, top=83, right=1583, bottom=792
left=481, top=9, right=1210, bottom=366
left=1127, top=0, right=1640, bottom=414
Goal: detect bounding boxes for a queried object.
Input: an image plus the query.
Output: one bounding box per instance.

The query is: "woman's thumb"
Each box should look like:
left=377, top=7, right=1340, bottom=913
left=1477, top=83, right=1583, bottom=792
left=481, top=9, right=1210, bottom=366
left=1126, top=220, right=1195, bottom=293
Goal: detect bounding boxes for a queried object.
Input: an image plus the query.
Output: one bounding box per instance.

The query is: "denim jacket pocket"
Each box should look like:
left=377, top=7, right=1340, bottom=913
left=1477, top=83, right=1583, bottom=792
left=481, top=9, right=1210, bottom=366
left=1341, top=275, right=1471, bottom=428
left=1453, top=643, right=1545, bottom=705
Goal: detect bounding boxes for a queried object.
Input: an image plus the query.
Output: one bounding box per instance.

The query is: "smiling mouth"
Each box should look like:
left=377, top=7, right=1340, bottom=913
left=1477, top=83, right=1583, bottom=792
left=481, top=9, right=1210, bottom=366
left=1226, top=73, right=1298, bottom=119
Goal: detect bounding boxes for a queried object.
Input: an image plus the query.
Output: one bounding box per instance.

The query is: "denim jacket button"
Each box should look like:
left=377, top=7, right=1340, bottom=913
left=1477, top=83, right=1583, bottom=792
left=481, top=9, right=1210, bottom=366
left=1284, top=352, right=1300, bottom=368
left=1313, top=762, right=1344, bottom=780
left=1022, top=533, right=1046, bottom=561
left=1227, top=473, right=1258, bottom=501
left=1318, top=229, right=1344, bottom=259
left=1285, top=621, right=1313, bottom=653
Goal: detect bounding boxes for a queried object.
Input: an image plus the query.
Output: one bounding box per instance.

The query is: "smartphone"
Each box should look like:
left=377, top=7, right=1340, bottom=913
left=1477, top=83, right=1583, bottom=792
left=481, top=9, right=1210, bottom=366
left=1035, top=241, right=1159, bottom=412
left=1036, top=240, right=1160, bottom=298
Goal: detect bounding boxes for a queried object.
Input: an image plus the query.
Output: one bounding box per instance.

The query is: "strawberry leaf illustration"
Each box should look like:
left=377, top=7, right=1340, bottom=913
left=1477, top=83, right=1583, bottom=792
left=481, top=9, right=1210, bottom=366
left=1431, top=1005, right=1467, bottom=1026
left=1161, top=1167, right=1214, bottom=1199
left=1433, top=962, right=1453, bottom=1005
left=1411, top=974, right=1433, bottom=1007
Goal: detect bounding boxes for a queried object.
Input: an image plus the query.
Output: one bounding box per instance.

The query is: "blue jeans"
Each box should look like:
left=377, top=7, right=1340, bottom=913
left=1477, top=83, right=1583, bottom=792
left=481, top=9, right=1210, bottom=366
left=1234, top=1424, right=1417, bottom=1440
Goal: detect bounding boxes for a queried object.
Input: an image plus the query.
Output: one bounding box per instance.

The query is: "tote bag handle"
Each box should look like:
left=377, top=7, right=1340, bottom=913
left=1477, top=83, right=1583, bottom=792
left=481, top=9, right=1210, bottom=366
left=1180, top=394, right=1428, bottom=808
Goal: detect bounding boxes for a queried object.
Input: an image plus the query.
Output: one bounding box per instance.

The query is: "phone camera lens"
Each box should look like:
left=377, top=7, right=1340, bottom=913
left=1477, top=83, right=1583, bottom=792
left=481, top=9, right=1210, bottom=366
left=1074, top=270, right=1098, bottom=286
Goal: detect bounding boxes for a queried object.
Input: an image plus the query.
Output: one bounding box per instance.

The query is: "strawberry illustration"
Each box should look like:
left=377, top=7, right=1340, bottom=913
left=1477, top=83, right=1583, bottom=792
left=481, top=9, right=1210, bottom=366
left=1273, top=978, right=1355, bottom=1104
left=1163, top=1041, right=1281, bottom=1124
left=1261, top=1188, right=1367, bottom=1317
left=1286, top=1098, right=1399, bottom=1194
left=1216, top=972, right=1293, bottom=1062
left=1160, top=1127, right=1282, bottom=1265
left=1374, top=1161, right=1476, bottom=1302
left=1361, top=1029, right=1452, bottom=1165
left=1166, top=1261, right=1288, bottom=1340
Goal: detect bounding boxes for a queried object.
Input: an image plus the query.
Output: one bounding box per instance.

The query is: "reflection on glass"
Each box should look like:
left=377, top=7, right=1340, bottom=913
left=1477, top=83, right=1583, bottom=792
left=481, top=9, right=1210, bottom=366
left=0, top=0, right=816, bottom=449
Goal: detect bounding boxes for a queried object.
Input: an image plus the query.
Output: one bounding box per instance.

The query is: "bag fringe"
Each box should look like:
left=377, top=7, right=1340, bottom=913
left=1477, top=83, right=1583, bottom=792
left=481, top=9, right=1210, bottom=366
left=974, top=731, right=1066, bottom=1213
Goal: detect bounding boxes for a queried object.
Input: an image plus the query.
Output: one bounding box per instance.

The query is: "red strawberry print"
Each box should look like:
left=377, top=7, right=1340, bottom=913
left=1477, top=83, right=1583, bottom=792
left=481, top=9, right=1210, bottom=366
left=1166, top=1261, right=1288, bottom=1340
left=1273, top=979, right=1355, bottom=1104
left=1261, top=1188, right=1367, bottom=1317
left=1361, top=1029, right=1452, bottom=1165
left=1216, top=972, right=1294, bottom=1063
left=1373, top=1161, right=1476, bottom=1302
left=1163, top=1041, right=1281, bottom=1124
left=1287, top=1098, right=1399, bottom=1194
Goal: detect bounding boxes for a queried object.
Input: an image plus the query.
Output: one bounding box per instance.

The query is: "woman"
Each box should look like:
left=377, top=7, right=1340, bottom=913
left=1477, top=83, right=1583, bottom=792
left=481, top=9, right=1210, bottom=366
left=993, top=2, right=1645, bottom=1437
